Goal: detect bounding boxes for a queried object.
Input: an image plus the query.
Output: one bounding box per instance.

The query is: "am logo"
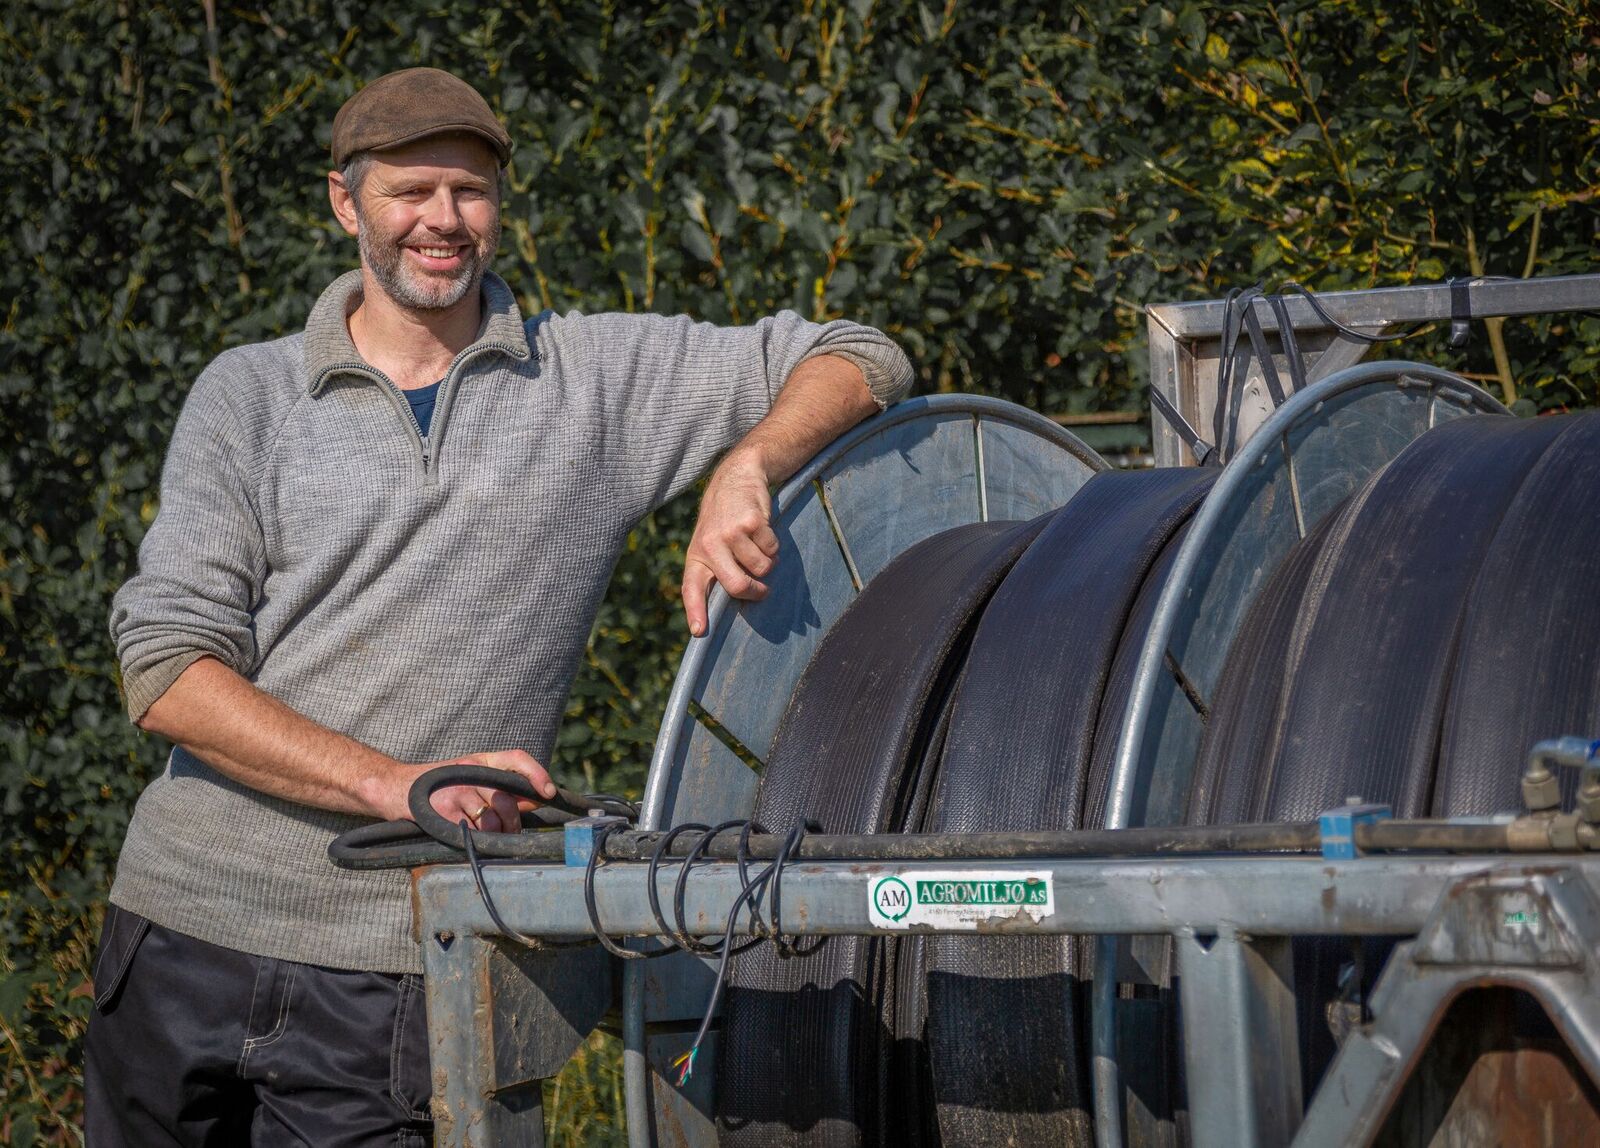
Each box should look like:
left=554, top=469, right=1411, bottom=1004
left=872, top=876, right=912, bottom=922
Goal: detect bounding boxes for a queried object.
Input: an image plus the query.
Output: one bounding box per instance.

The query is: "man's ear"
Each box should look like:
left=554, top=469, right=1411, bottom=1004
left=328, top=171, right=360, bottom=238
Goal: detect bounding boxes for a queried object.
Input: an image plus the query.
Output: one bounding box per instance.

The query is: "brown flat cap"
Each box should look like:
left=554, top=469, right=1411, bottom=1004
left=331, top=67, right=512, bottom=168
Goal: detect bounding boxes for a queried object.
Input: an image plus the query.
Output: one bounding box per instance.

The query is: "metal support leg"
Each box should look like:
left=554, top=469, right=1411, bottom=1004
left=422, top=931, right=547, bottom=1147
left=1177, top=926, right=1303, bottom=1148
left=1293, top=869, right=1600, bottom=1146
left=421, top=927, right=615, bottom=1147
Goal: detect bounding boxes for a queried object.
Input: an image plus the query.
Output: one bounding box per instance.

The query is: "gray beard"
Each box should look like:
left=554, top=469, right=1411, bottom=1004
left=355, top=211, right=499, bottom=312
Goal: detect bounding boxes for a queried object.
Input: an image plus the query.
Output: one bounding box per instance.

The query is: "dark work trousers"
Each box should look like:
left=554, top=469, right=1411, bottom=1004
left=84, top=905, right=433, bottom=1147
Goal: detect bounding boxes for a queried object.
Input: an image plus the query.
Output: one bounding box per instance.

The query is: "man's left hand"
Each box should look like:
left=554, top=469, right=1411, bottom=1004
left=678, top=352, right=884, bottom=638
left=682, top=447, right=779, bottom=637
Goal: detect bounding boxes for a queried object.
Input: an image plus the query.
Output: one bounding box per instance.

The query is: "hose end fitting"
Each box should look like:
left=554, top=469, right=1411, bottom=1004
left=1523, top=765, right=1562, bottom=814
left=1523, top=737, right=1600, bottom=814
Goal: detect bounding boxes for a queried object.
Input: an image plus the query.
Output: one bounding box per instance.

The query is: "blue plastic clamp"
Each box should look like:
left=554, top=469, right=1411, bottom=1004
left=1319, top=801, right=1393, bottom=860
left=564, top=814, right=629, bottom=867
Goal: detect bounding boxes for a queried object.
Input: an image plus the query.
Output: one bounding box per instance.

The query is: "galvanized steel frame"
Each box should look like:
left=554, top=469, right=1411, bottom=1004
left=416, top=854, right=1600, bottom=1147
left=1099, top=270, right=1600, bottom=1146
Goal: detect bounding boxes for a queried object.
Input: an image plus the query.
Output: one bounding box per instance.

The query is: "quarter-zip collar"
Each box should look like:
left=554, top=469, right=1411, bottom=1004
left=303, top=268, right=532, bottom=396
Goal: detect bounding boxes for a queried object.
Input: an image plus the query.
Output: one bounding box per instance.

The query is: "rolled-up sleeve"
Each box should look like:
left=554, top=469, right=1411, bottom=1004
left=110, top=364, right=267, bottom=720
left=569, top=309, right=913, bottom=523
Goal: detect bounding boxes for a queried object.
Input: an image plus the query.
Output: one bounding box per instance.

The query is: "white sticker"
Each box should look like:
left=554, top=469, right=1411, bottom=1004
left=867, top=870, right=1054, bottom=930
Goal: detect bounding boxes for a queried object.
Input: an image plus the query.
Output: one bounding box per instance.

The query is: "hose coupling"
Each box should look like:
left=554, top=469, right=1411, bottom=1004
left=1522, top=737, right=1600, bottom=816
left=1506, top=810, right=1594, bottom=852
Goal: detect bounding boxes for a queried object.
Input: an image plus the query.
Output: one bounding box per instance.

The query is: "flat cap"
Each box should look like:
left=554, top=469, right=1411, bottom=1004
left=331, top=67, right=512, bottom=168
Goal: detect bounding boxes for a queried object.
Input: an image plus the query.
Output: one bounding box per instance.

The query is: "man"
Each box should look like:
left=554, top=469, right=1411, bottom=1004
left=88, top=67, right=911, bottom=1144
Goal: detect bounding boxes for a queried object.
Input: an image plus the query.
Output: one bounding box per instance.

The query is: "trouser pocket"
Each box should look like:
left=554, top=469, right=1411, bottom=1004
left=91, top=905, right=152, bottom=1012
left=390, top=972, right=434, bottom=1122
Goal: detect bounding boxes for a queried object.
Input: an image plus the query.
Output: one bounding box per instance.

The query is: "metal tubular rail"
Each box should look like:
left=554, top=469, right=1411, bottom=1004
left=419, top=857, right=1567, bottom=942
left=1144, top=273, right=1600, bottom=467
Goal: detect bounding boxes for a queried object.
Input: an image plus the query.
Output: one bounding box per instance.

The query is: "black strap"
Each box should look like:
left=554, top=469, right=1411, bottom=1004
left=1211, top=287, right=1246, bottom=450
left=1448, top=276, right=1473, bottom=348
left=1222, top=294, right=1286, bottom=460
left=1149, top=385, right=1216, bottom=466
left=1240, top=297, right=1289, bottom=411
left=1216, top=286, right=1281, bottom=462
left=1267, top=292, right=1309, bottom=395
left=1220, top=287, right=1267, bottom=460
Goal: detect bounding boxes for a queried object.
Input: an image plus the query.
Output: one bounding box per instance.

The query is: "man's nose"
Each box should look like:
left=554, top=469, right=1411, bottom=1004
left=421, top=189, right=463, bottom=233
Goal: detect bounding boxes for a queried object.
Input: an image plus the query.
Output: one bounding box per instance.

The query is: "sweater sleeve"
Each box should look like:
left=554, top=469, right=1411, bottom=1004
left=564, top=309, right=913, bottom=524
left=109, top=358, right=269, bottom=721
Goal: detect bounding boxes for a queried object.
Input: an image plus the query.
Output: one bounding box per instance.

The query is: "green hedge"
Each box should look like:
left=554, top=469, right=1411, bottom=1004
left=2, top=1, right=1595, bottom=1141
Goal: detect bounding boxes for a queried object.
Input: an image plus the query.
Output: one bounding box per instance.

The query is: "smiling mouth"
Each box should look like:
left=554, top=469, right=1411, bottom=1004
left=413, top=245, right=463, bottom=259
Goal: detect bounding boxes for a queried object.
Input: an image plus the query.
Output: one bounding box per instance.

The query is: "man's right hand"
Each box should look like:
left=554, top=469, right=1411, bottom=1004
left=140, top=657, right=559, bottom=833
left=396, top=749, right=558, bottom=834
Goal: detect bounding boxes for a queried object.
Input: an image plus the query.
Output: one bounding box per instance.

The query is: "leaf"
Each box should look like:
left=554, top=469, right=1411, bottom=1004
left=0, top=970, right=35, bottom=1024
left=1179, top=6, right=1205, bottom=47
left=827, top=261, right=860, bottom=300
left=10, top=1113, right=37, bottom=1148
left=680, top=221, right=715, bottom=263
left=873, top=83, right=901, bottom=139
left=1286, top=122, right=1322, bottom=146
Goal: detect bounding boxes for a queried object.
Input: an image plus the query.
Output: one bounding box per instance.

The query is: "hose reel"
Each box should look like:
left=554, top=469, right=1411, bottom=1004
left=628, top=395, right=1105, bottom=1140
left=632, top=363, right=1600, bottom=1145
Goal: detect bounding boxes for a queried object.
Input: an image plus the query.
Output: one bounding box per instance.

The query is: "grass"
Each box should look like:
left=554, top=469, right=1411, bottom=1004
left=543, top=1029, right=629, bottom=1147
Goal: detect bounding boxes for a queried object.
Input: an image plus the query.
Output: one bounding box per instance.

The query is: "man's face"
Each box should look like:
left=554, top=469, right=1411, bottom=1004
left=341, top=135, right=502, bottom=312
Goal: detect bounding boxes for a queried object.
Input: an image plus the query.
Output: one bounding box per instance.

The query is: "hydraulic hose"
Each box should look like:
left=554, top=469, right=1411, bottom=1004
left=326, top=766, right=637, bottom=869
left=406, top=763, right=636, bottom=851
left=1186, top=410, right=1596, bottom=1105
left=329, top=778, right=1564, bottom=871
left=920, top=468, right=1214, bottom=1148
left=717, top=514, right=1053, bottom=1148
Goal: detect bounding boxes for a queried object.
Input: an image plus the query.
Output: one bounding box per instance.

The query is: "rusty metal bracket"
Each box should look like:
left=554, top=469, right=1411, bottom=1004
left=1293, top=868, right=1600, bottom=1145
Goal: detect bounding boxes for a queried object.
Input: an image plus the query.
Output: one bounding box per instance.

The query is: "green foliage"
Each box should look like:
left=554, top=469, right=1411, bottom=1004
left=543, top=1031, right=627, bottom=1148
left=1, top=0, right=1594, bottom=1140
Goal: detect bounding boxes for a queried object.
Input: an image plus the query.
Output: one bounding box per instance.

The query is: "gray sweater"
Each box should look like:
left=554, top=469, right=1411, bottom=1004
left=109, top=270, right=912, bottom=973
